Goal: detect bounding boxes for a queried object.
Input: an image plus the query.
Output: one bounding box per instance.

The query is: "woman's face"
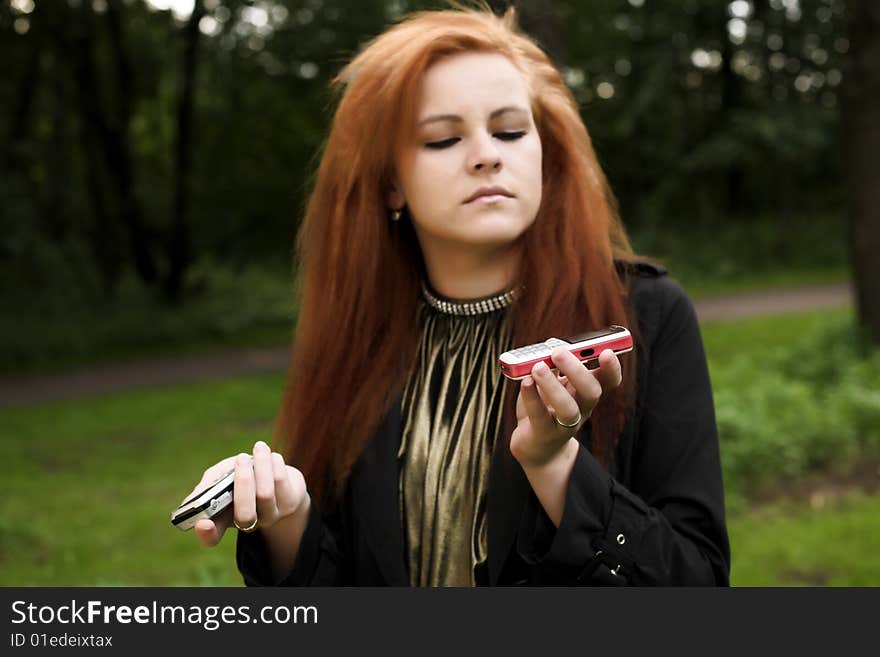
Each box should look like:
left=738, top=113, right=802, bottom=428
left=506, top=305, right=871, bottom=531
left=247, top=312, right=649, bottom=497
left=392, top=52, right=543, bottom=255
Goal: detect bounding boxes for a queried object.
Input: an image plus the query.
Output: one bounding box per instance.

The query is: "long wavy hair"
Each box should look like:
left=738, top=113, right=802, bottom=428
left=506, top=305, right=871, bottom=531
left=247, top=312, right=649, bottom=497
left=275, top=5, right=639, bottom=504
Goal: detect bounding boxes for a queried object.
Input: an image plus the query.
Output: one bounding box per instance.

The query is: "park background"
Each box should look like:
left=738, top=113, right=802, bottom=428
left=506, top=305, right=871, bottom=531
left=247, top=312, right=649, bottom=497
left=1, top=0, right=878, bottom=585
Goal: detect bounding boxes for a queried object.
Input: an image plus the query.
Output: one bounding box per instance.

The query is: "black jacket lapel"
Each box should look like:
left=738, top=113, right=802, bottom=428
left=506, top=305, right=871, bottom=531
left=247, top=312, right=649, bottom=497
left=487, top=431, right=530, bottom=585
left=348, top=398, right=409, bottom=586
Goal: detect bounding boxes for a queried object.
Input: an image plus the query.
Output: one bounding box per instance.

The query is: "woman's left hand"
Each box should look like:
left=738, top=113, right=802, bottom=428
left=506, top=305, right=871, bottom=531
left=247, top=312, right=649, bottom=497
left=510, top=347, right=622, bottom=470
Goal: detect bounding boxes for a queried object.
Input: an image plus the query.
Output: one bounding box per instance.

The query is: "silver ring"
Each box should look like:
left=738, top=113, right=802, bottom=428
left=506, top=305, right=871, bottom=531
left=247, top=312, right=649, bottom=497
left=553, top=409, right=582, bottom=430
left=234, top=516, right=258, bottom=533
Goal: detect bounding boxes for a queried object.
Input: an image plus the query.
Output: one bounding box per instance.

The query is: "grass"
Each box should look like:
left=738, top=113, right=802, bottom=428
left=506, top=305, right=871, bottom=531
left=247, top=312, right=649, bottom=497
left=1, top=302, right=876, bottom=586
left=729, top=492, right=880, bottom=586
left=0, top=373, right=286, bottom=586
left=680, top=265, right=850, bottom=300
left=702, top=304, right=880, bottom=585
left=701, top=305, right=866, bottom=514
left=700, top=305, right=853, bottom=368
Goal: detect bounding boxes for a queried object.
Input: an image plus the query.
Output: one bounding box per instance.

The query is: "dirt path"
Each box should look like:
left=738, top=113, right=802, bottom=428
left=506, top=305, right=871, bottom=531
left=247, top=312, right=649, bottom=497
left=694, top=282, right=851, bottom=322
left=0, top=282, right=853, bottom=409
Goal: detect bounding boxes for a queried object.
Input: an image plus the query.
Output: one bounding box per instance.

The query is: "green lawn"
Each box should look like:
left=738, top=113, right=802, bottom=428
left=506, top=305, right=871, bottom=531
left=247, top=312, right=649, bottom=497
left=700, top=305, right=852, bottom=368
left=0, top=375, right=285, bottom=586
left=729, top=492, right=880, bottom=586
left=681, top=265, right=850, bottom=300
left=2, top=304, right=876, bottom=586
left=703, top=305, right=880, bottom=585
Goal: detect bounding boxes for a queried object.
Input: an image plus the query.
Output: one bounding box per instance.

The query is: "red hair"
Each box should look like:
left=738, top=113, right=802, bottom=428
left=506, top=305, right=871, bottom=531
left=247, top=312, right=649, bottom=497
left=275, top=5, right=638, bottom=504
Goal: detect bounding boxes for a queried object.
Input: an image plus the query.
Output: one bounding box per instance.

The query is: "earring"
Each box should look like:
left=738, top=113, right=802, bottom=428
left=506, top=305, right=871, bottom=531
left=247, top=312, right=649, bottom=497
left=391, top=207, right=402, bottom=221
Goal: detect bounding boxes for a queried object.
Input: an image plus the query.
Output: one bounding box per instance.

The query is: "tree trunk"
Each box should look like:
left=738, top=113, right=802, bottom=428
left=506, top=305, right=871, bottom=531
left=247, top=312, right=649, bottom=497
left=43, top=68, right=67, bottom=243
left=720, top=8, right=745, bottom=217
left=843, top=1, right=880, bottom=344
left=165, top=0, right=205, bottom=302
left=103, top=2, right=159, bottom=286
left=68, top=3, right=158, bottom=287
left=55, top=7, right=122, bottom=298
left=5, top=7, right=42, bottom=154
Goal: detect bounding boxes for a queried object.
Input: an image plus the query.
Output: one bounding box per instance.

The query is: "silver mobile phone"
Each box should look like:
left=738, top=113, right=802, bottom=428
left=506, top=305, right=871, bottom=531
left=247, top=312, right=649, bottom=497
left=170, top=468, right=234, bottom=531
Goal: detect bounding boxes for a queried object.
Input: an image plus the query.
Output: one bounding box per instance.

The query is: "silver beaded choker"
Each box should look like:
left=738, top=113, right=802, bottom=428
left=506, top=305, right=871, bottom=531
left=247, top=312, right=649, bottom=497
left=421, top=281, right=521, bottom=316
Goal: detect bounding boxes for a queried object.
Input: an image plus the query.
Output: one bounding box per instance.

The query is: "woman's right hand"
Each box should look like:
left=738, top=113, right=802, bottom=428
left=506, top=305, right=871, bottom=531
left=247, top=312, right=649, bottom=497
left=189, top=440, right=309, bottom=548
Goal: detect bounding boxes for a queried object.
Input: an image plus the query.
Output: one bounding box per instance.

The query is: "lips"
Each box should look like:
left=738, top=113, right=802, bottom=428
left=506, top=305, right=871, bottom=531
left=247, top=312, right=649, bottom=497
left=464, top=186, right=514, bottom=204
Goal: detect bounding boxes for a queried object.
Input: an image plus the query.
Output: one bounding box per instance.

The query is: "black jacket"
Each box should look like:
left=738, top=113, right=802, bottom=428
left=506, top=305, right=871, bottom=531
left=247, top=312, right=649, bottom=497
left=237, top=263, right=731, bottom=586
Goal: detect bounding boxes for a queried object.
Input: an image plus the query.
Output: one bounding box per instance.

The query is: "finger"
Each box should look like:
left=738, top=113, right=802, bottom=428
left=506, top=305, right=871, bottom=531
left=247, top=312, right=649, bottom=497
left=520, top=375, right=555, bottom=432
left=532, top=368, right=554, bottom=409
left=194, top=518, right=222, bottom=547
left=271, top=452, right=298, bottom=516
left=532, top=360, right=580, bottom=426
left=550, top=347, right=602, bottom=410
left=524, top=366, right=557, bottom=412
left=516, top=378, right=529, bottom=420
left=591, top=349, right=623, bottom=392
left=194, top=506, right=231, bottom=547
left=233, top=452, right=257, bottom=530
left=253, top=440, right=277, bottom=521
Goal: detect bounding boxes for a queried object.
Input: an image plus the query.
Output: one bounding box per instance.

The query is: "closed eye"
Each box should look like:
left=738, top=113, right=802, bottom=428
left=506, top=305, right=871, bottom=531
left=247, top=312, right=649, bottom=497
left=494, top=130, right=527, bottom=141
left=425, top=137, right=461, bottom=149
left=425, top=131, right=527, bottom=149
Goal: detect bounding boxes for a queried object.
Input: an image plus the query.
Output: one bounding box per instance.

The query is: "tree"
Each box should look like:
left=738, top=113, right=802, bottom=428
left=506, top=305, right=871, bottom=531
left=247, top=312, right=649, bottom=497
left=166, top=0, right=206, bottom=301
left=843, top=0, right=880, bottom=344
left=0, top=0, right=857, bottom=308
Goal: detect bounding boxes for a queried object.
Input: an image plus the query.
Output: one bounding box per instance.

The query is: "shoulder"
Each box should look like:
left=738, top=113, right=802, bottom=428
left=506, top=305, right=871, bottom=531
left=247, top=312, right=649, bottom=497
left=615, top=257, right=682, bottom=310
left=615, top=258, right=697, bottom=346
left=615, top=258, right=668, bottom=280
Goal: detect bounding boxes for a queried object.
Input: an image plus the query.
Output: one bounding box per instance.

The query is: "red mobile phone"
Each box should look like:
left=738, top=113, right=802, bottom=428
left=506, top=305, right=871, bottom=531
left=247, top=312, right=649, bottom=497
left=498, top=325, right=633, bottom=381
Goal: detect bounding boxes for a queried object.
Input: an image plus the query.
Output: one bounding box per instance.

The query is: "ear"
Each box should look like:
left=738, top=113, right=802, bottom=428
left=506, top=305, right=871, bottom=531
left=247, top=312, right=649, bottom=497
left=387, top=180, right=405, bottom=210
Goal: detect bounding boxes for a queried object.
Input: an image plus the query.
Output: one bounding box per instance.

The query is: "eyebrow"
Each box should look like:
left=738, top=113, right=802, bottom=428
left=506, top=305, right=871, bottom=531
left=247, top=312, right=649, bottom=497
left=417, top=105, right=530, bottom=127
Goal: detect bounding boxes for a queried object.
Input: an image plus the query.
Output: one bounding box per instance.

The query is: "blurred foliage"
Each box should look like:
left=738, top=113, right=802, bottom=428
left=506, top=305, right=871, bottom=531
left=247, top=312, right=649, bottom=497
left=0, top=211, right=848, bottom=373
left=0, top=0, right=852, bottom=314
left=0, top=260, right=296, bottom=373
left=631, top=209, right=849, bottom=286
left=708, top=310, right=880, bottom=510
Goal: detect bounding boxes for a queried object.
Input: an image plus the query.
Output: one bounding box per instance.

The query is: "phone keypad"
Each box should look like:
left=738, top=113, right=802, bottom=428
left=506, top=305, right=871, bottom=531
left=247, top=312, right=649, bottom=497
left=511, top=345, right=547, bottom=358
left=509, top=338, right=569, bottom=360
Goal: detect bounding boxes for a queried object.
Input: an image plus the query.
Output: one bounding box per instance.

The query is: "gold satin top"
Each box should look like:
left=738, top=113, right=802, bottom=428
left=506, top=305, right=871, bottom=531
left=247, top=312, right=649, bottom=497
left=398, top=289, right=514, bottom=587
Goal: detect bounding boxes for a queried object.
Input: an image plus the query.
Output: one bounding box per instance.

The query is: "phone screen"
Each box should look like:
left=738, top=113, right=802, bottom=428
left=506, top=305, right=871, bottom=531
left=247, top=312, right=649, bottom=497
left=562, top=325, right=624, bottom=344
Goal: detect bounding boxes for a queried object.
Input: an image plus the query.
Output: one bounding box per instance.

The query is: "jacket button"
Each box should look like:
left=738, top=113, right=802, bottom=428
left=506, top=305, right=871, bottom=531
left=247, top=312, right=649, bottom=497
left=616, top=533, right=626, bottom=545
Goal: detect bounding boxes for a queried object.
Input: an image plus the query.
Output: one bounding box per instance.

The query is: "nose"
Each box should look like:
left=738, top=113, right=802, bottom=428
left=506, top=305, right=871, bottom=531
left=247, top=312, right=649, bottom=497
left=467, top=131, right=502, bottom=173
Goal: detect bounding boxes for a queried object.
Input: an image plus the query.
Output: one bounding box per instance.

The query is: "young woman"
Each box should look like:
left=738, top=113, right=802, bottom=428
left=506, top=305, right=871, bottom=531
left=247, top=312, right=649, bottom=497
left=186, top=6, right=730, bottom=586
